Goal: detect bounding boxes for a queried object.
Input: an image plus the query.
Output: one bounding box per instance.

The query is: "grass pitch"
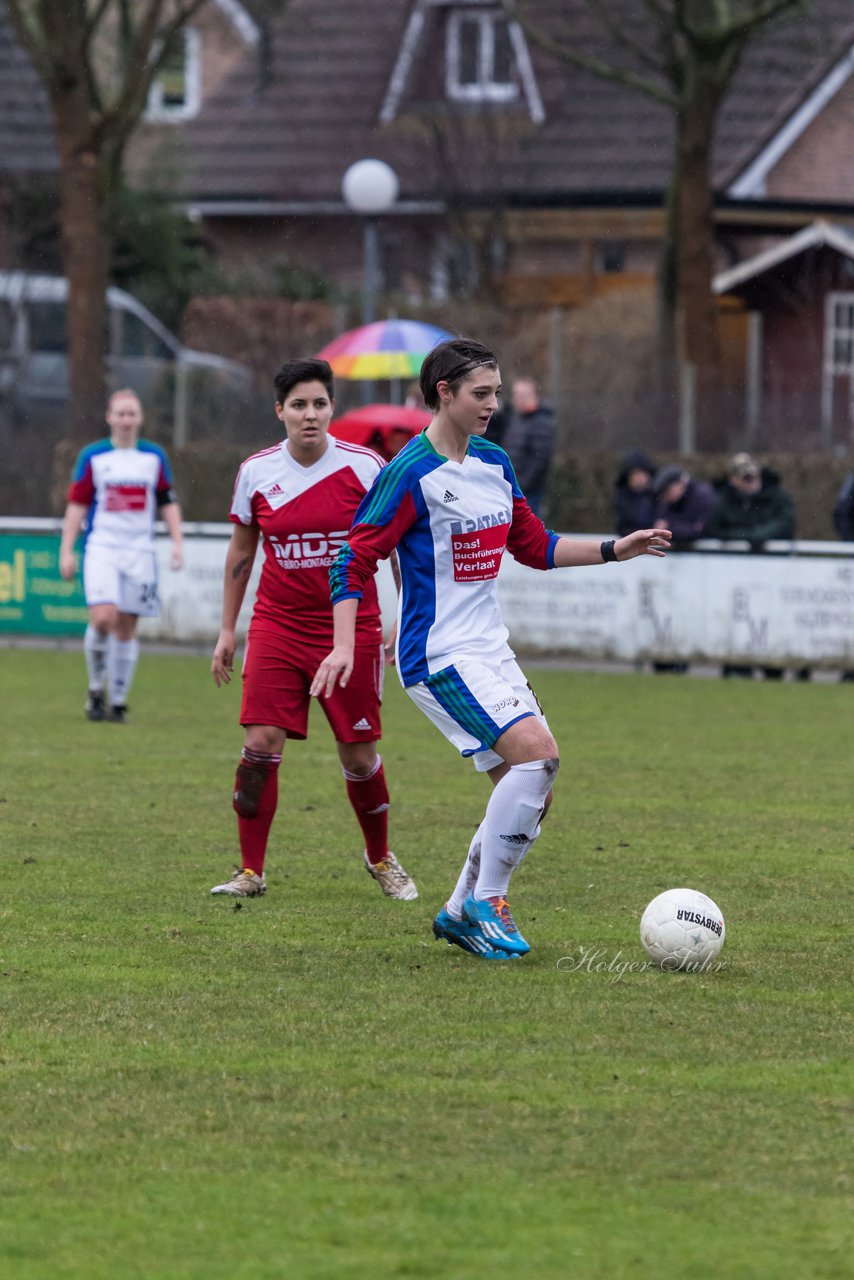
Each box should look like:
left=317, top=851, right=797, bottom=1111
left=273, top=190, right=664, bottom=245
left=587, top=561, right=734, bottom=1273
left=1, top=648, right=851, bottom=1279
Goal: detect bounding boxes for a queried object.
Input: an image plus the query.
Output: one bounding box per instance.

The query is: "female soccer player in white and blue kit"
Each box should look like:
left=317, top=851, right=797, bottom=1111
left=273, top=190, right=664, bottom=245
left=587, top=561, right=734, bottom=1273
left=312, top=339, right=671, bottom=960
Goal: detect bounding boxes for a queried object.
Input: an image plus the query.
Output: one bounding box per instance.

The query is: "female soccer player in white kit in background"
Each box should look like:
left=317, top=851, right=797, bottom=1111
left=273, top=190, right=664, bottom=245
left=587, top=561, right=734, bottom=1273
left=311, top=339, right=671, bottom=960
left=59, top=389, right=184, bottom=724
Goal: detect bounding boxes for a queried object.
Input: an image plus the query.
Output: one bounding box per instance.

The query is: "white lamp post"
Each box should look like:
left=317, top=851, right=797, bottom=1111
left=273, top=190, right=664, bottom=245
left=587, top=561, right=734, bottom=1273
left=342, top=159, right=399, bottom=402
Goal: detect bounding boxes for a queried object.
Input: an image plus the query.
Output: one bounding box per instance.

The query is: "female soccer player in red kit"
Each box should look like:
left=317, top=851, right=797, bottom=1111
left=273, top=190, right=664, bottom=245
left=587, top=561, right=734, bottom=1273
left=209, top=358, right=417, bottom=901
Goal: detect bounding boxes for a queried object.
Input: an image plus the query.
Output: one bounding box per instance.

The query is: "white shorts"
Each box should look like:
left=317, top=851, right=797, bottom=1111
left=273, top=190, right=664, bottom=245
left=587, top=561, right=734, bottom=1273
left=405, top=654, right=548, bottom=772
left=83, top=544, right=160, bottom=617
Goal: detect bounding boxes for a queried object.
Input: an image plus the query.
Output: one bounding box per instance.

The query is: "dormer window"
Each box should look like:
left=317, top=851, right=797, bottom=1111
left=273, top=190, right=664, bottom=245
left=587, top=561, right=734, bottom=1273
left=146, top=28, right=201, bottom=122
left=446, top=9, right=518, bottom=104
left=380, top=0, right=544, bottom=125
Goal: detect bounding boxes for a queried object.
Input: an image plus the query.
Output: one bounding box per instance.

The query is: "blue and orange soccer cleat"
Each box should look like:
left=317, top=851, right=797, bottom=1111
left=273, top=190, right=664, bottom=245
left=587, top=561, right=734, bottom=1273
left=432, top=905, right=520, bottom=960
left=461, top=894, right=531, bottom=956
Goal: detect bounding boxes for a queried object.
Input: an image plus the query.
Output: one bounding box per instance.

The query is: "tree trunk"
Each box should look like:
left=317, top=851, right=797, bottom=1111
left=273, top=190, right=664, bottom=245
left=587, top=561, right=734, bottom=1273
left=55, top=141, right=112, bottom=437
left=674, top=68, right=725, bottom=450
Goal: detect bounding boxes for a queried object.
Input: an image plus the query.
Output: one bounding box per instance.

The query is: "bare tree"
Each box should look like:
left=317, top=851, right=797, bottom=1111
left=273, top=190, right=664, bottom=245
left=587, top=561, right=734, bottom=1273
left=4, top=0, right=214, bottom=433
left=508, top=0, right=805, bottom=445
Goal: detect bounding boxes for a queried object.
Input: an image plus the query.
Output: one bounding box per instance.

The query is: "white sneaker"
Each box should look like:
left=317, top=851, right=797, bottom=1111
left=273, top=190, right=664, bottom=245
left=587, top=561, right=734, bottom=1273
left=210, top=868, right=267, bottom=897
left=364, top=851, right=418, bottom=900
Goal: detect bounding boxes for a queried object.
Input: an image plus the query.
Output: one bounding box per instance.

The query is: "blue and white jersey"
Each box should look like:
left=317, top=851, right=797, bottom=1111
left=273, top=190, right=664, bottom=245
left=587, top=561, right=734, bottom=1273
left=331, top=431, right=559, bottom=686
left=67, top=438, right=175, bottom=553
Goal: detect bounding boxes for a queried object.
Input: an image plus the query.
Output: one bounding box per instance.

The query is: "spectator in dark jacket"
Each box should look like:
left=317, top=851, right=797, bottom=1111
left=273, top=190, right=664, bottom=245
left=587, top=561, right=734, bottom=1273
left=614, top=450, right=657, bottom=536
left=653, top=465, right=717, bottom=543
left=706, top=453, right=795, bottom=549
left=500, top=376, right=555, bottom=517
left=832, top=472, right=854, bottom=541
left=648, top=464, right=714, bottom=676
left=707, top=454, right=803, bottom=681
left=484, top=398, right=509, bottom=448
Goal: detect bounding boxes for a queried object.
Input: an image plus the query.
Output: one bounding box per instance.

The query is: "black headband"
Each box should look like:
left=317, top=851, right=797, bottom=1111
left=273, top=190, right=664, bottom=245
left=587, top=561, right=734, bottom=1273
left=439, top=356, right=496, bottom=385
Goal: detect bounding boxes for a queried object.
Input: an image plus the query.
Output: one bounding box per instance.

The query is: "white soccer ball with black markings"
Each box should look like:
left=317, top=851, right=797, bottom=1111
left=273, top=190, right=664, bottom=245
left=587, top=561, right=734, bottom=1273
left=640, top=888, right=725, bottom=971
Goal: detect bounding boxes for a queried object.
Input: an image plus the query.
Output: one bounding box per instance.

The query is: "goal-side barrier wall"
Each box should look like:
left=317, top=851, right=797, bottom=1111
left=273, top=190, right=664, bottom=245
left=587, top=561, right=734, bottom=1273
left=2, top=519, right=853, bottom=670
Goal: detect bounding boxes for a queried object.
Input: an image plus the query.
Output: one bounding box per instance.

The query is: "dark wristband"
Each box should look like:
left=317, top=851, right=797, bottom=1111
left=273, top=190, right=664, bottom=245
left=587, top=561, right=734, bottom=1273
left=600, top=539, right=618, bottom=563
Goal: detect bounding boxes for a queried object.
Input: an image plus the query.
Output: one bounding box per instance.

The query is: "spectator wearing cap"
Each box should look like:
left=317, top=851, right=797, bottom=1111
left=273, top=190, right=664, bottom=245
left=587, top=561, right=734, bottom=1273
left=707, top=454, right=803, bottom=681
left=653, top=465, right=717, bottom=544
left=706, top=453, right=795, bottom=550
left=614, top=450, right=657, bottom=537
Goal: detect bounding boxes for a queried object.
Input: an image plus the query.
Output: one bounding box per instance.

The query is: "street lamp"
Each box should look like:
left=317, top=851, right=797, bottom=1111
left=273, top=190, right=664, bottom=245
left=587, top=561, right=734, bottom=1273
left=342, top=158, right=399, bottom=403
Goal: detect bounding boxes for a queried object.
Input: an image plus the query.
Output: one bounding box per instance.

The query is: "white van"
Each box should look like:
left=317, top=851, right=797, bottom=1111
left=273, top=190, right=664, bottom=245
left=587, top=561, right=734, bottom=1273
left=0, top=271, right=252, bottom=444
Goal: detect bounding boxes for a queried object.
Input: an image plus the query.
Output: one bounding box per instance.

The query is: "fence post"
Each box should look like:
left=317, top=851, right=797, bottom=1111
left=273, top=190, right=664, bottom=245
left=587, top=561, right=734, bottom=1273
left=174, top=360, right=189, bottom=449
left=678, top=361, right=696, bottom=453
left=548, top=305, right=564, bottom=413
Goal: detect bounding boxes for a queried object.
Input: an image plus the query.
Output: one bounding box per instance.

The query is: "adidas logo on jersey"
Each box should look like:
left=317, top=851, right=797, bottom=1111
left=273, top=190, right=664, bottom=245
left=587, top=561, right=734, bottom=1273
left=443, top=490, right=458, bottom=503
left=352, top=717, right=372, bottom=731
left=266, top=482, right=285, bottom=496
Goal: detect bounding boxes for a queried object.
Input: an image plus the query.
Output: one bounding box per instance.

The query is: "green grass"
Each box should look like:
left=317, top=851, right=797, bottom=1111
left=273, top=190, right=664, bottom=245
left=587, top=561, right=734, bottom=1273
left=1, top=649, right=851, bottom=1279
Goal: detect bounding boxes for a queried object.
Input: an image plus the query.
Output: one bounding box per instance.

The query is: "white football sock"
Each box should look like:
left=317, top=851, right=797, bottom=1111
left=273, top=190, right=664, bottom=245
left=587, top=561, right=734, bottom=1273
left=446, top=821, right=485, bottom=920
left=107, top=636, right=140, bottom=706
left=84, top=624, right=109, bottom=691
left=474, top=758, right=559, bottom=900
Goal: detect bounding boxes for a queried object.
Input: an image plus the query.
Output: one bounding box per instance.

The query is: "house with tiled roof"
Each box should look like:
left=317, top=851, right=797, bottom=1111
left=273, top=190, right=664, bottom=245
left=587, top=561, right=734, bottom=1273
left=2, top=0, right=854, bottom=443
left=715, top=221, right=854, bottom=451
left=0, top=0, right=258, bottom=260
left=133, top=0, right=854, bottom=301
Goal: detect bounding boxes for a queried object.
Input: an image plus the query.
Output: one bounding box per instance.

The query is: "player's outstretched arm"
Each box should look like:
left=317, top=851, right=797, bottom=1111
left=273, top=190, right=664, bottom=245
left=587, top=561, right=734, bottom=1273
left=310, top=598, right=359, bottom=698
left=211, top=524, right=259, bottom=687
left=553, top=528, right=671, bottom=568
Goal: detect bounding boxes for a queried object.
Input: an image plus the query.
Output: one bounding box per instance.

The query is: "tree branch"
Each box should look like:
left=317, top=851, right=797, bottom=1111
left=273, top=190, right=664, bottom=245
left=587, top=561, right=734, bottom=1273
left=83, top=0, right=113, bottom=42
left=504, top=2, right=678, bottom=107
left=683, top=0, right=804, bottom=46
left=3, top=0, right=52, bottom=81
left=580, top=0, right=668, bottom=79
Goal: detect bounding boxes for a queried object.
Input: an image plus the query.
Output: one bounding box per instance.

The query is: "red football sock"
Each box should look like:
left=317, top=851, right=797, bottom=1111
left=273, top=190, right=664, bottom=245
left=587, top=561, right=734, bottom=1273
left=232, top=747, right=281, bottom=876
left=343, top=755, right=389, bottom=865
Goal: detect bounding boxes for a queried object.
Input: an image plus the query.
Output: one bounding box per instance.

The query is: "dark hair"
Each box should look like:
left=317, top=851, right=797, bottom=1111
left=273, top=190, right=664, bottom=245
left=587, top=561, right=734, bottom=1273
left=274, top=358, right=334, bottom=404
left=418, top=338, right=498, bottom=411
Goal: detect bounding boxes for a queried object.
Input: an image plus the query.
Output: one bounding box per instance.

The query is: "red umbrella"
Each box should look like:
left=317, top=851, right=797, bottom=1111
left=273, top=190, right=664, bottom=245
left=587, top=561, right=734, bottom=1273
left=329, top=403, right=430, bottom=461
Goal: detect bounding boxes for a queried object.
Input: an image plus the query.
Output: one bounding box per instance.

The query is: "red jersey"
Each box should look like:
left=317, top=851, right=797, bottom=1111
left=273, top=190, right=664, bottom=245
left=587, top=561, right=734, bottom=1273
left=230, top=436, right=385, bottom=645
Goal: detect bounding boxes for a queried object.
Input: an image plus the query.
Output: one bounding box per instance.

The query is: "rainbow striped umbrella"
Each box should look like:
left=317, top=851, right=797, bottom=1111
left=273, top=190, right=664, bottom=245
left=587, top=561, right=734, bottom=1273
left=317, top=319, right=452, bottom=380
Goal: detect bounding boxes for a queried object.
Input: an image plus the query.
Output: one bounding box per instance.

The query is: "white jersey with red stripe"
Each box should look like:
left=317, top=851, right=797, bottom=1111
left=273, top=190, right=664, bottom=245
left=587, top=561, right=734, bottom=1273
left=331, top=432, right=560, bottom=685
left=67, top=438, right=175, bottom=553
left=231, top=434, right=385, bottom=647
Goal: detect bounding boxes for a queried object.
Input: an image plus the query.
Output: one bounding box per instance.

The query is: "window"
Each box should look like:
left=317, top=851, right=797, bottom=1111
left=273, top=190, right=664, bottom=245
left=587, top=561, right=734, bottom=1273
left=430, top=236, right=479, bottom=302
left=821, top=291, right=854, bottom=441
left=828, top=294, right=854, bottom=372
left=447, top=9, right=518, bottom=104
left=27, top=302, right=67, bottom=354
left=0, top=300, right=13, bottom=352
left=119, top=311, right=175, bottom=361
left=599, top=241, right=627, bottom=274
left=146, top=28, right=201, bottom=122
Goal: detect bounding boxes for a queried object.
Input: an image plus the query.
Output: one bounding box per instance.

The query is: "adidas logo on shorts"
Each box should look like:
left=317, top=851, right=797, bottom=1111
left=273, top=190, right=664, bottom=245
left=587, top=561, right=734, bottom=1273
left=352, top=717, right=372, bottom=731
left=443, top=490, right=458, bottom=502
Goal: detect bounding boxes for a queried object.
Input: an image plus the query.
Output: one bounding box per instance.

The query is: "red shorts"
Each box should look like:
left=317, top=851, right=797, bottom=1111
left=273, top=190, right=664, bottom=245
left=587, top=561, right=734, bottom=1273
left=240, top=625, right=384, bottom=742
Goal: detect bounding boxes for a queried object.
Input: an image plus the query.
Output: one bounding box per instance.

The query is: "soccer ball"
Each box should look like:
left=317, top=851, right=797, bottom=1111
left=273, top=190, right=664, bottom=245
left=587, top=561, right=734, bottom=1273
left=640, top=888, right=725, bottom=971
